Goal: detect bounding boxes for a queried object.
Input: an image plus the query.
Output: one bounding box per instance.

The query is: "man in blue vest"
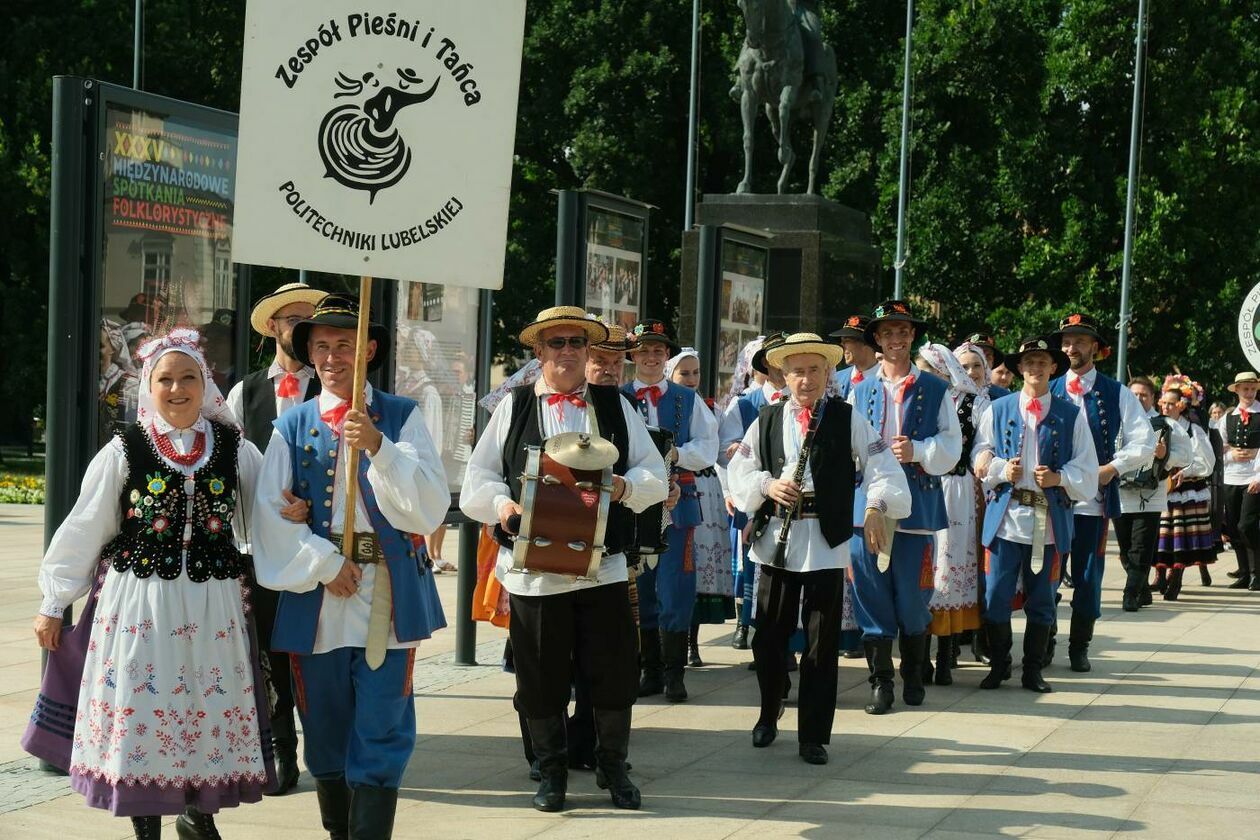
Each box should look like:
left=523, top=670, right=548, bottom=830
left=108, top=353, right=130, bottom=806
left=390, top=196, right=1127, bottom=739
left=1050, top=314, right=1155, bottom=672
left=225, top=281, right=325, bottom=796
left=830, top=315, right=880, bottom=401
left=253, top=294, right=451, bottom=839
left=972, top=338, right=1099, bottom=693
left=963, top=332, right=1012, bottom=401
left=624, top=320, right=719, bottom=702
left=718, top=332, right=787, bottom=650
left=849, top=301, right=962, bottom=714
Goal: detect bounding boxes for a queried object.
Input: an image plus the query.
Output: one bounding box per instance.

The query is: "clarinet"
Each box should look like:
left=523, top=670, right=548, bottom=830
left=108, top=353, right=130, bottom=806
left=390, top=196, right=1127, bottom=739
left=772, top=398, right=825, bottom=568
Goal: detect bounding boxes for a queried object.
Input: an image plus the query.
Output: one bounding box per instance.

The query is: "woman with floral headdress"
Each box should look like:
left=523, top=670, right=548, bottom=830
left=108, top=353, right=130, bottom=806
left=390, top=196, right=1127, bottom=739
left=1154, top=376, right=1219, bottom=596
left=668, top=347, right=736, bottom=666
left=30, top=330, right=271, bottom=839
left=915, top=342, right=988, bottom=685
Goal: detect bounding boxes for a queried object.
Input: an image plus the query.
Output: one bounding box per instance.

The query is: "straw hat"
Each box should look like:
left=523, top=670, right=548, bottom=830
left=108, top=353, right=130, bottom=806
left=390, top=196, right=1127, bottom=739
left=249, top=282, right=328, bottom=337
left=592, top=322, right=630, bottom=352
left=1227, top=372, right=1260, bottom=393
left=518, top=306, right=609, bottom=347
left=765, top=333, right=844, bottom=370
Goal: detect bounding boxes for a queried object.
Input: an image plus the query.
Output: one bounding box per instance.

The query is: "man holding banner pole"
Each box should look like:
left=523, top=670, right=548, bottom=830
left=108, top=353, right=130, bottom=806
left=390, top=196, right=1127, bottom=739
left=253, top=291, right=449, bottom=839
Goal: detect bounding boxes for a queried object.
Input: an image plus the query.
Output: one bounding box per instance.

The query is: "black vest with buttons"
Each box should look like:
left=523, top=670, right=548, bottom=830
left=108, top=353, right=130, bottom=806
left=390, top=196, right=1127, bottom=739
left=949, top=393, right=977, bottom=476
left=104, top=422, right=246, bottom=582
left=751, top=396, right=856, bottom=549
left=1226, top=411, right=1260, bottom=450
left=241, top=367, right=321, bottom=451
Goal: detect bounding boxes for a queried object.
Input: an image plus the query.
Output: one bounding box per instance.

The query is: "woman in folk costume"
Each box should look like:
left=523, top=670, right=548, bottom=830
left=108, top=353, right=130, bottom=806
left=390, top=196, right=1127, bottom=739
left=31, top=330, right=272, bottom=840
left=667, top=347, right=736, bottom=666
left=915, top=343, right=986, bottom=686
left=1155, top=376, right=1220, bottom=596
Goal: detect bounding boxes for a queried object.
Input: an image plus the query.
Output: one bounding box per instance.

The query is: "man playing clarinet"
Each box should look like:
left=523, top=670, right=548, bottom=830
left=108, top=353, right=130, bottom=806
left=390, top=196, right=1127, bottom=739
left=729, top=333, right=910, bottom=765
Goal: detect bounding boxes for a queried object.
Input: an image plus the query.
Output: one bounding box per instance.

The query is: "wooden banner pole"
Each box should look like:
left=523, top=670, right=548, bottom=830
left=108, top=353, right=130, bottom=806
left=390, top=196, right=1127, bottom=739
left=339, top=275, right=374, bottom=561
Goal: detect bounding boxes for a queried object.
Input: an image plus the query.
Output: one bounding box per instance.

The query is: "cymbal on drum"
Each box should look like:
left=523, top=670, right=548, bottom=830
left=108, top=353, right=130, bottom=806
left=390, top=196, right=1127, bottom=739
left=544, top=432, right=618, bottom=472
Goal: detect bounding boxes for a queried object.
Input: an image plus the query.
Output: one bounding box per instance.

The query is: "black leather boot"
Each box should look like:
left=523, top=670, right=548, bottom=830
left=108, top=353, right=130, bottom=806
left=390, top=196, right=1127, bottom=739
left=662, top=631, right=689, bottom=702
left=1122, top=564, right=1144, bottom=612
left=1164, top=566, right=1184, bottom=601
left=174, top=808, right=221, bottom=840
left=513, top=693, right=538, bottom=777
left=1068, top=612, right=1094, bottom=673
left=593, top=707, right=641, bottom=810
left=315, top=776, right=351, bottom=840
left=527, top=716, right=568, bottom=812
left=1200, top=565, right=1212, bottom=586
left=971, top=624, right=990, bottom=664
left=688, top=624, right=704, bottom=667
left=732, top=623, right=750, bottom=649
left=921, top=636, right=935, bottom=684
left=1021, top=623, right=1053, bottom=693
left=899, top=632, right=927, bottom=706
left=348, top=785, right=398, bottom=840
left=267, top=710, right=301, bottom=796
left=934, top=636, right=953, bottom=686
left=864, top=639, right=895, bottom=715
left=638, top=628, right=664, bottom=697
left=131, top=817, right=161, bottom=840
left=979, top=622, right=1012, bottom=689
left=1043, top=592, right=1062, bottom=668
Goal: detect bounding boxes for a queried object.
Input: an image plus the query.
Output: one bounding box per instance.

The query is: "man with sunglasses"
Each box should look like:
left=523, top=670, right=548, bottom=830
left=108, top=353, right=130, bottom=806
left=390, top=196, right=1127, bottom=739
left=224, top=281, right=326, bottom=797
left=622, top=319, right=720, bottom=703
left=461, top=306, right=668, bottom=813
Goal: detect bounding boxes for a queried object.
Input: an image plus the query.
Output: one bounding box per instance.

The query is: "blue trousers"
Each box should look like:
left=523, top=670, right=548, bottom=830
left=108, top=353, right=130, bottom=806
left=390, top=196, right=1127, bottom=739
left=292, top=647, right=416, bottom=788
left=849, top=528, right=934, bottom=638
left=984, top=538, right=1059, bottom=626
left=637, top=524, right=697, bottom=633
left=731, top=512, right=756, bottom=624
left=1069, top=515, right=1108, bottom=620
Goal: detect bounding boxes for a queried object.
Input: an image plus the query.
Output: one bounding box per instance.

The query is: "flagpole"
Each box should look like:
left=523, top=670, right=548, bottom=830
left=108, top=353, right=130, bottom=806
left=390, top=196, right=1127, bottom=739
left=892, top=0, right=915, bottom=300
left=683, top=0, right=701, bottom=231
left=1115, top=0, right=1149, bottom=380
left=339, top=275, right=373, bottom=561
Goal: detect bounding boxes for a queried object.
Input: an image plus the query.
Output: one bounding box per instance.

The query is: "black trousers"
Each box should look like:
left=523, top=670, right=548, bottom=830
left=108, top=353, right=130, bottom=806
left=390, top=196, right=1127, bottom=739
left=248, top=569, right=296, bottom=729
left=1223, top=485, right=1260, bottom=575
left=1114, top=511, right=1162, bottom=597
left=509, top=582, right=639, bottom=718
left=752, top=565, right=843, bottom=744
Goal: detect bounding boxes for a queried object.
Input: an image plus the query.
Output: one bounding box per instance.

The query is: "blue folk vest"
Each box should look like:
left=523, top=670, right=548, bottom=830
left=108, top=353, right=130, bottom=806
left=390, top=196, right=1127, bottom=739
left=852, top=372, right=949, bottom=531
left=1051, top=371, right=1121, bottom=518
left=834, top=366, right=855, bottom=401
left=622, top=381, right=703, bottom=528
left=270, top=392, right=446, bottom=654
left=980, top=392, right=1079, bottom=553
left=737, top=387, right=767, bottom=430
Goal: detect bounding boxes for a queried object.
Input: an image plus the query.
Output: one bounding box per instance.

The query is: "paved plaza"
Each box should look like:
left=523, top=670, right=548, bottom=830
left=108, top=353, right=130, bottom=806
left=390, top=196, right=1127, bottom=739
left=1, top=503, right=1258, bottom=839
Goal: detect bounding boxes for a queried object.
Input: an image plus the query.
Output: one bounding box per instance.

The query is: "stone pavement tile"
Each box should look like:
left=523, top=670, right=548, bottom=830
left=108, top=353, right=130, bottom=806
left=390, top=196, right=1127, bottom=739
left=989, top=752, right=1173, bottom=801
left=534, top=814, right=755, bottom=840
left=638, top=765, right=824, bottom=817
left=1034, top=719, right=1199, bottom=759
left=0, top=795, right=141, bottom=840
left=1141, top=769, right=1260, bottom=813
left=919, top=831, right=1016, bottom=840
left=900, top=713, right=1063, bottom=753
left=767, top=777, right=974, bottom=830
left=724, top=818, right=924, bottom=840
left=832, top=743, right=1020, bottom=793
left=685, top=737, right=867, bottom=780
left=1119, top=800, right=1258, bottom=837
left=934, top=790, right=1142, bottom=838
left=404, top=739, right=527, bottom=790
left=0, top=660, right=41, bottom=698
left=618, top=726, right=743, bottom=779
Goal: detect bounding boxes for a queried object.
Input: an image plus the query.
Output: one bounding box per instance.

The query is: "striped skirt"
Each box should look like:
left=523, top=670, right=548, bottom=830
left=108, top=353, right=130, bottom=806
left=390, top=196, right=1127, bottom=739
left=1155, top=478, right=1218, bottom=568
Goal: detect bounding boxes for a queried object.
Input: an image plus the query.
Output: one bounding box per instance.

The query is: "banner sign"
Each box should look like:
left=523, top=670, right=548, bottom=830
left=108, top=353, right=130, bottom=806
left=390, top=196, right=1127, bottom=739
left=1239, top=281, right=1260, bottom=371
left=232, top=0, right=526, bottom=289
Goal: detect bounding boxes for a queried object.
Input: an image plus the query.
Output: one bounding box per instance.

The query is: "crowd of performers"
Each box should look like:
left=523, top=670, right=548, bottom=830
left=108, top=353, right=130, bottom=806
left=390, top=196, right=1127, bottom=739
left=27, top=286, right=1260, bottom=836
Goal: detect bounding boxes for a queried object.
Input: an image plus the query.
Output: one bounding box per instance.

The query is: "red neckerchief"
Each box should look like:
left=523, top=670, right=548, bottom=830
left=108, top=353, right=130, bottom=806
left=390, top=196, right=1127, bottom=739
left=1067, top=373, right=1085, bottom=396
left=1027, top=397, right=1044, bottom=417
left=895, top=375, right=916, bottom=405
left=770, top=390, right=784, bottom=402
left=321, top=402, right=350, bottom=437
left=636, top=384, right=663, bottom=406
left=546, top=392, right=587, bottom=409
left=151, top=424, right=206, bottom=466
left=1242, top=409, right=1251, bottom=427
left=276, top=372, right=300, bottom=398
left=851, top=369, right=864, bottom=384
left=796, top=404, right=813, bottom=436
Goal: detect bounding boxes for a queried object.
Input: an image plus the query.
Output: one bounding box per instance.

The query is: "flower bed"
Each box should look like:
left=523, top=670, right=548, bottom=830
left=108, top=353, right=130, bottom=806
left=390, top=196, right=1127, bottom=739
left=0, top=473, right=45, bottom=504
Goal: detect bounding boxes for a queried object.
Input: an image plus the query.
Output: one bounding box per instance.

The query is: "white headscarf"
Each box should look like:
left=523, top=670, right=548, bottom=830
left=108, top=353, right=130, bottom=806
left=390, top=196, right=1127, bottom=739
left=720, top=336, right=764, bottom=410
left=134, top=329, right=235, bottom=431
left=952, top=340, right=994, bottom=417
left=479, top=358, right=542, bottom=415
left=919, top=343, right=976, bottom=397
left=665, top=347, right=700, bottom=383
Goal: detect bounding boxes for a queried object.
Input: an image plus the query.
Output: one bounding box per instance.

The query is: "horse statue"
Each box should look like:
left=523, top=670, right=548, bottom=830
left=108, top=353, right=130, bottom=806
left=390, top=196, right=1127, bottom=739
left=731, top=0, right=838, bottom=195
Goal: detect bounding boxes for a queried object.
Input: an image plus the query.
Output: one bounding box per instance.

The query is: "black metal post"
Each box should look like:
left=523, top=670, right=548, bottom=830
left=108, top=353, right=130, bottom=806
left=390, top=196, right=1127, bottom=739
left=694, top=225, right=720, bottom=400
left=133, top=0, right=143, bottom=90
left=555, top=190, right=582, bottom=306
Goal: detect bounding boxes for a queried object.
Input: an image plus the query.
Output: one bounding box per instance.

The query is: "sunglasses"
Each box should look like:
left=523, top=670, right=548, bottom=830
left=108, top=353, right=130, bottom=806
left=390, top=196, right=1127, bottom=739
left=544, top=336, right=589, bottom=350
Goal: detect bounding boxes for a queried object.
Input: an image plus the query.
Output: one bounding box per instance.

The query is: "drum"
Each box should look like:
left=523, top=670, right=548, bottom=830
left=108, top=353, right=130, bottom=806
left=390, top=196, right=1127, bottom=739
left=511, top=432, right=617, bottom=579
left=629, top=426, right=675, bottom=559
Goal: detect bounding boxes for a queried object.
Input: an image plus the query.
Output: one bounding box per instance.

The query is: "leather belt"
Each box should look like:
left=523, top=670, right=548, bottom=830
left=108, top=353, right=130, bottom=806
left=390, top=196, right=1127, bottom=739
left=1011, top=488, right=1048, bottom=508
left=331, top=532, right=385, bottom=564
left=776, top=493, right=819, bottom=519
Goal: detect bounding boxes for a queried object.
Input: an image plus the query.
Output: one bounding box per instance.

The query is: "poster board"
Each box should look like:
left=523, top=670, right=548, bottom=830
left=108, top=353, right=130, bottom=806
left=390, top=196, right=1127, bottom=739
left=584, top=207, right=644, bottom=332
left=716, top=238, right=769, bottom=396
left=232, top=0, right=526, bottom=289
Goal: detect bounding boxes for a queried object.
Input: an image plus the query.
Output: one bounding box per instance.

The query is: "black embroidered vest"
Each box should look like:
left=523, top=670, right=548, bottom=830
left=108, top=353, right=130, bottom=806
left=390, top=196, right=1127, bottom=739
left=751, top=397, right=856, bottom=549
left=103, top=422, right=245, bottom=582
left=492, top=383, right=632, bottom=554
left=1226, top=411, right=1260, bottom=450
left=950, top=393, right=977, bottom=476
left=241, top=367, right=320, bottom=451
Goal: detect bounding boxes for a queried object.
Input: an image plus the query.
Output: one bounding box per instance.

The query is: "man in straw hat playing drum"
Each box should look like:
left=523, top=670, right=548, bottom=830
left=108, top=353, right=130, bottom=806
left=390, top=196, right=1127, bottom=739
left=1218, top=371, right=1260, bottom=590
left=461, top=306, right=668, bottom=813
left=225, top=281, right=326, bottom=795
left=252, top=293, right=450, bottom=839
left=729, top=333, right=909, bottom=765
left=1049, top=313, right=1155, bottom=672
left=848, top=300, right=962, bottom=715
left=972, top=337, right=1099, bottom=694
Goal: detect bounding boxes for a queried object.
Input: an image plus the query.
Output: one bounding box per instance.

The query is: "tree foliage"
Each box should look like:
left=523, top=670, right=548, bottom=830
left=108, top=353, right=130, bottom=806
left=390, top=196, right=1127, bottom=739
left=2, top=0, right=1259, bottom=443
